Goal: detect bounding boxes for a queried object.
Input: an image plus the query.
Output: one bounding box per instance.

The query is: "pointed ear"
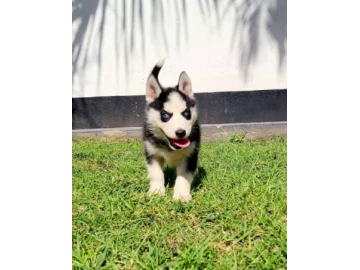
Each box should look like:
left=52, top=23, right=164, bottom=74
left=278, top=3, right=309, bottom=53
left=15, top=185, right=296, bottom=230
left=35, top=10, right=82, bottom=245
left=146, top=75, right=162, bottom=103
left=178, top=71, right=193, bottom=98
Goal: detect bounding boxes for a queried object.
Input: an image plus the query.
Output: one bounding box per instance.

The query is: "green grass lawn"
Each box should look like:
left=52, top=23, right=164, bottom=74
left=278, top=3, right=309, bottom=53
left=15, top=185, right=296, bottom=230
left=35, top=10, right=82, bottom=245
left=72, top=136, right=287, bottom=269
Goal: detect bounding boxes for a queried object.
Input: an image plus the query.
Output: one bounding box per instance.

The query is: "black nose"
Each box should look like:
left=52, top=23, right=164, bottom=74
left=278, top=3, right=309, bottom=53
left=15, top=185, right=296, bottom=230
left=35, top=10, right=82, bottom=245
left=175, top=129, right=186, bottom=138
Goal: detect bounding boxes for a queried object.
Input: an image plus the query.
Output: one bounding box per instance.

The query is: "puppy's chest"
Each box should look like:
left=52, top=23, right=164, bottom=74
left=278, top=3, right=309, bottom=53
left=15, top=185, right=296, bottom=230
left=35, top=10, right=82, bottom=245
left=157, top=145, right=194, bottom=167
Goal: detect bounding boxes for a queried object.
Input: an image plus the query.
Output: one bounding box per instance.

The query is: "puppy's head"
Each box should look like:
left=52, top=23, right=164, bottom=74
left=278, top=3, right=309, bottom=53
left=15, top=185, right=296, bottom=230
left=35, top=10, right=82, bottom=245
left=145, top=59, right=198, bottom=150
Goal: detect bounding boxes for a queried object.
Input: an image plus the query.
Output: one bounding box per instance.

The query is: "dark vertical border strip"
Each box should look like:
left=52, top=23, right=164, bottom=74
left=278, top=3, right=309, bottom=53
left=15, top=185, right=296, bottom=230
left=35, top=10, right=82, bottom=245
left=72, top=89, right=287, bottom=129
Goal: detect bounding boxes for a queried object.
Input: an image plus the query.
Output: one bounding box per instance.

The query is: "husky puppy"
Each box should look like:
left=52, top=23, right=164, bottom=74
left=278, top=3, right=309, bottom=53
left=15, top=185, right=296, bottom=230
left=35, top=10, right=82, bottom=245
left=143, top=59, right=200, bottom=202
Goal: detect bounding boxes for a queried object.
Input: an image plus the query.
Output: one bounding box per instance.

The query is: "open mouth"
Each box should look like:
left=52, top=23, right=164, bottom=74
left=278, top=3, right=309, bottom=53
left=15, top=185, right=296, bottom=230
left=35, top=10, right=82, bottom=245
left=159, top=129, right=191, bottom=150
left=169, top=138, right=191, bottom=149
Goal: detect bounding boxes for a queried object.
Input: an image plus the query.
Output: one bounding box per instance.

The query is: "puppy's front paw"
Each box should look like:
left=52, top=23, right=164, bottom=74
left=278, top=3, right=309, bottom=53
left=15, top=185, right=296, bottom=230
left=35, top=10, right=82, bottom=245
left=173, top=192, right=192, bottom=202
left=148, top=185, right=166, bottom=196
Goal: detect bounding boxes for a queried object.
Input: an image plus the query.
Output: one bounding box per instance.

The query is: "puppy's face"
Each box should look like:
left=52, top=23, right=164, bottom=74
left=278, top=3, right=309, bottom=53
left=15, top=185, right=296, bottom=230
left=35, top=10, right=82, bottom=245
left=146, top=72, right=197, bottom=150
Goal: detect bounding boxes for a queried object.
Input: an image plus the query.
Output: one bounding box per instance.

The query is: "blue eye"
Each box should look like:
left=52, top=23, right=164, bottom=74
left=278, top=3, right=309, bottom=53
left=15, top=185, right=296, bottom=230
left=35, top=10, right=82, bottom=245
left=160, top=111, right=172, bottom=122
left=182, top=109, right=191, bottom=120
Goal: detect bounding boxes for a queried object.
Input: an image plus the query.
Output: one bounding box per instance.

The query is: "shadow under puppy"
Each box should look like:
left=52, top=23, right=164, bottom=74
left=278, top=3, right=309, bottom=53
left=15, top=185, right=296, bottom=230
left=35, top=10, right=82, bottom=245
left=143, top=59, right=201, bottom=202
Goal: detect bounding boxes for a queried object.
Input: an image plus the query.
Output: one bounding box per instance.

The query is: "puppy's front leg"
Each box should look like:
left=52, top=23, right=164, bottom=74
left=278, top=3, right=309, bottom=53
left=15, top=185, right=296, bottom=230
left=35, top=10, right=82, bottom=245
left=147, top=158, right=165, bottom=196
left=173, top=152, right=198, bottom=202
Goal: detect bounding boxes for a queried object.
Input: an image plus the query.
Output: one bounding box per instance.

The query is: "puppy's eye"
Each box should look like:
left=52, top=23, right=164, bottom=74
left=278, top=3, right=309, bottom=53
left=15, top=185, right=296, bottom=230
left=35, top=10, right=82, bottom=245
left=182, top=109, right=191, bottom=120
left=160, top=111, right=172, bottom=122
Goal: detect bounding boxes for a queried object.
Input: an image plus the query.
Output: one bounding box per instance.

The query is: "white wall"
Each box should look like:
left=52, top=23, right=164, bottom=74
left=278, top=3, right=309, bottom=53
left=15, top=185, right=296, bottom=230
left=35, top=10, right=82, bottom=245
left=72, top=0, right=286, bottom=98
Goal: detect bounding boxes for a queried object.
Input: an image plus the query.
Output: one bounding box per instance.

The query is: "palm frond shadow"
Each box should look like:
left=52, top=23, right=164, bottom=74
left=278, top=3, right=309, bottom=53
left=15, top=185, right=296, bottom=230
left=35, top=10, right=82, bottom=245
left=72, top=0, right=286, bottom=93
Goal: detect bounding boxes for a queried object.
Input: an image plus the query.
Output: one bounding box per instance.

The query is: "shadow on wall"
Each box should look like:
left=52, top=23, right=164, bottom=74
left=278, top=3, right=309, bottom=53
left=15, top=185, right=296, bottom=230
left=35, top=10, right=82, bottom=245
left=224, top=0, right=287, bottom=81
left=72, top=0, right=287, bottom=92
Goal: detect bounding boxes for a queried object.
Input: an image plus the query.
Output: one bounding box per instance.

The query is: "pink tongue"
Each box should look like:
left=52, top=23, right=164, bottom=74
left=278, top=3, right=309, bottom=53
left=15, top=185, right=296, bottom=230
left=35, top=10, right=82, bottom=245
left=171, top=138, right=190, bottom=148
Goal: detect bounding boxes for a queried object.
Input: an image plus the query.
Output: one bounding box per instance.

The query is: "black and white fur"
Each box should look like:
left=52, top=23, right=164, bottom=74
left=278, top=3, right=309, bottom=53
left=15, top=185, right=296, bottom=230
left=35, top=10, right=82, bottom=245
left=143, top=59, right=200, bottom=202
